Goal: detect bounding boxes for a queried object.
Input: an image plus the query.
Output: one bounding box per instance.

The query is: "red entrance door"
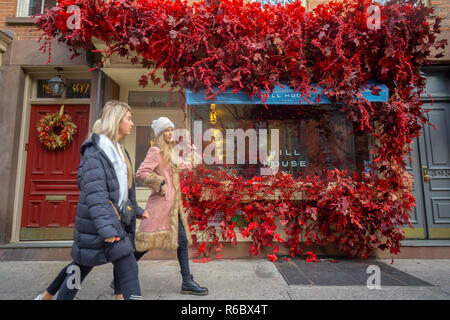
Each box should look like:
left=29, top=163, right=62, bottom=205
left=20, top=105, right=90, bottom=240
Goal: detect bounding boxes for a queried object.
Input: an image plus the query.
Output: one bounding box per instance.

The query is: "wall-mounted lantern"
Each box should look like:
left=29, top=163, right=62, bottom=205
left=48, top=67, right=68, bottom=96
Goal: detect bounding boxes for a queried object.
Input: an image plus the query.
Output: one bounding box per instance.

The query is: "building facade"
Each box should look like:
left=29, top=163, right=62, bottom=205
left=0, top=0, right=449, bottom=258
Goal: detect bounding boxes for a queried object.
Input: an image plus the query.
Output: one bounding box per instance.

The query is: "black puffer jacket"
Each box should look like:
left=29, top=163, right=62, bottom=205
left=71, top=134, right=144, bottom=267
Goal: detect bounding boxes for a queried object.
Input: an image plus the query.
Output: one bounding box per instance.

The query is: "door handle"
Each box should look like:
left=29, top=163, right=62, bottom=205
left=422, top=166, right=429, bottom=183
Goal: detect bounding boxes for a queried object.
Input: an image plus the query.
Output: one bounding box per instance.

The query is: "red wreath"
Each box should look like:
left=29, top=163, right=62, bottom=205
left=37, top=105, right=77, bottom=150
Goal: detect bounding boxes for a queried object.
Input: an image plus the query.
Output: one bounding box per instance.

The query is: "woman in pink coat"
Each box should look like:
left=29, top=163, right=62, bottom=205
left=134, top=116, right=208, bottom=295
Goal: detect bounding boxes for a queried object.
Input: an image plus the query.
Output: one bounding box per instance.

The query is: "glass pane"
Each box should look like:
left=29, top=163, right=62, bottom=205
left=66, top=80, right=91, bottom=99
left=36, top=79, right=55, bottom=98
left=28, top=0, right=43, bottom=16
left=43, top=0, right=56, bottom=11
left=135, top=126, right=153, bottom=187
left=28, top=0, right=57, bottom=16
left=36, top=79, right=91, bottom=98
left=191, top=104, right=370, bottom=179
left=128, top=91, right=184, bottom=109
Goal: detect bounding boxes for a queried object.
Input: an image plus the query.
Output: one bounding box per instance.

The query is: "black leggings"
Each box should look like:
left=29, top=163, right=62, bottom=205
left=113, top=218, right=190, bottom=294
left=54, top=254, right=141, bottom=300
left=133, top=217, right=190, bottom=273
left=46, top=218, right=190, bottom=297
left=47, top=264, right=72, bottom=296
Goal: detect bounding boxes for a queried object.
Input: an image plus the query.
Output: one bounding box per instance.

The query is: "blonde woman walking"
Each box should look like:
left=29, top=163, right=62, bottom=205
left=35, top=100, right=149, bottom=300
left=133, top=116, right=208, bottom=295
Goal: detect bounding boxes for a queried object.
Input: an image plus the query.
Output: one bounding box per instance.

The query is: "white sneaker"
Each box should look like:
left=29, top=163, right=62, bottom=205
left=34, top=293, right=43, bottom=300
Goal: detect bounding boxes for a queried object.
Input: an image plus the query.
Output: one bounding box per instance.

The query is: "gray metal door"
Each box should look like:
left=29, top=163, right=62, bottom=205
left=418, top=101, right=450, bottom=239
left=404, top=137, right=427, bottom=239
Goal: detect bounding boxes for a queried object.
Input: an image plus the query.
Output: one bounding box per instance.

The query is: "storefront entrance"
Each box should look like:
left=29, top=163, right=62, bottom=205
left=20, top=104, right=90, bottom=240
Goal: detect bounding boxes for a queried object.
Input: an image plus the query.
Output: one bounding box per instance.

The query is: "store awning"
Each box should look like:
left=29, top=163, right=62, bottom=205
left=185, top=80, right=389, bottom=105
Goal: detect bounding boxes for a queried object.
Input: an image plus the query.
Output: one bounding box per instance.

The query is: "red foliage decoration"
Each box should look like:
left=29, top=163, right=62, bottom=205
left=180, top=165, right=415, bottom=261
left=36, top=0, right=447, bottom=261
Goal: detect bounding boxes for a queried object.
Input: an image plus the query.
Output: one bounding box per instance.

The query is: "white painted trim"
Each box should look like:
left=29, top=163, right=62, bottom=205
left=28, top=99, right=91, bottom=104
left=0, top=241, right=73, bottom=248
left=401, top=240, right=450, bottom=247
left=16, top=0, right=30, bottom=17
left=0, top=32, right=12, bottom=52
left=11, top=74, right=31, bottom=242
left=0, top=32, right=12, bottom=69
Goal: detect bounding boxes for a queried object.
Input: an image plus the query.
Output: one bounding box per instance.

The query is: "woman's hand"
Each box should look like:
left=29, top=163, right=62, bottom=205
left=104, top=236, right=120, bottom=243
left=179, top=160, right=192, bottom=170
left=160, top=184, right=168, bottom=197
left=140, top=211, right=150, bottom=220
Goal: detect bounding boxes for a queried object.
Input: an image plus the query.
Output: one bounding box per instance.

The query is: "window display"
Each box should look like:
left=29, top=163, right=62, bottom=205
left=191, top=104, right=371, bottom=179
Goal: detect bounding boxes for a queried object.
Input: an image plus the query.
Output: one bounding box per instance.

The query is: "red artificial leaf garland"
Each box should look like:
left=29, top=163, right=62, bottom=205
left=306, top=251, right=317, bottom=263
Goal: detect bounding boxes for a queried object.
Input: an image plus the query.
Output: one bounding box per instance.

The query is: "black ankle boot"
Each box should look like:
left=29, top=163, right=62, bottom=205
left=181, top=273, right=209, bottom=296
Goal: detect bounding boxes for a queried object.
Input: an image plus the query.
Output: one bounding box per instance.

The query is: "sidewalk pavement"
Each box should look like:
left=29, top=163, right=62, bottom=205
left=0, top=259, right=449, bottom=300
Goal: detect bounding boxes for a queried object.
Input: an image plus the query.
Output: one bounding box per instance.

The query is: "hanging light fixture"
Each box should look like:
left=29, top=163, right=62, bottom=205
left=48, top=67, right=68, bottom=96
left=210, top=104, right=217, bottom=124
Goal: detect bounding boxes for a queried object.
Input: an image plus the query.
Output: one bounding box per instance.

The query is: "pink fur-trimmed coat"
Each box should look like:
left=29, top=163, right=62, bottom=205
left=134, top=146, right=192, bottom=252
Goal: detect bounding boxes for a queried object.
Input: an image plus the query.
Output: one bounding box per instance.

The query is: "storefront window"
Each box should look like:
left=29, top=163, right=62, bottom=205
left=191, top=104, right=371, bottom=179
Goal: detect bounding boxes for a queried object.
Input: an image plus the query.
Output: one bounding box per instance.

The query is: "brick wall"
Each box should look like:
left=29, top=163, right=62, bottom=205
left=306, top=0, right=323, bottom=10
left=0, top=0, right=17, bottom=27
left=430, top=0, right=450, bottom=30
left=307, top=0, right=449, bottom=32
left=3, top=25, right=42, bottom=40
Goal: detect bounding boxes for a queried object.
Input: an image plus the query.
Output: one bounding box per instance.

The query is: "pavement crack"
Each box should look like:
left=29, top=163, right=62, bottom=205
left=285, top=288, right=294, bottom=300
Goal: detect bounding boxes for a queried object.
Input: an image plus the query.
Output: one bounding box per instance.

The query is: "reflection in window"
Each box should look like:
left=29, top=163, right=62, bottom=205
left=191, top=104, right=370, bottom=179
left=27, top=0, right=57, bottom=16
left=134, top=126, right=153, bottom=188
left=128, top=91, right=184, bottom=109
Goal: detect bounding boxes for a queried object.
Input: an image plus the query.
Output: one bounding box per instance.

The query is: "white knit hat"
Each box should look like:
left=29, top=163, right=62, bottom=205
left=151, top=116, right=175, bottom=138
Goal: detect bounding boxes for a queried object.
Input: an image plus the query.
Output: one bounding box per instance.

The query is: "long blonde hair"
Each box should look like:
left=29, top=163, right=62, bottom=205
left=92, top=100, right=133, bottom=189
left=155, top=131, right=175, bottom=166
